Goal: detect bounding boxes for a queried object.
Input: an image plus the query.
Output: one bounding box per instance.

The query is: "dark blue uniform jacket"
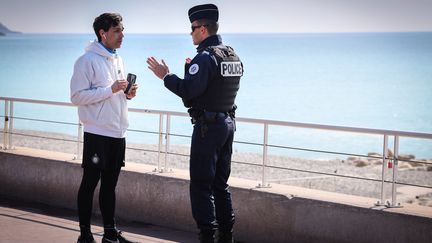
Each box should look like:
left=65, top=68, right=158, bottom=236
left=163, top=35, right=222, bottom=101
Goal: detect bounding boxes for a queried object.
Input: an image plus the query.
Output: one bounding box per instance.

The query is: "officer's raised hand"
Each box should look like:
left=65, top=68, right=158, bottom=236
left=147, top=57, right=170, bottom=80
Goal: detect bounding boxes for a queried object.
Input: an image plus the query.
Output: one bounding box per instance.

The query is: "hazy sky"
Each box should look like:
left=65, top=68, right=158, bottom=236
left=1, top=0, right=432, bottom=33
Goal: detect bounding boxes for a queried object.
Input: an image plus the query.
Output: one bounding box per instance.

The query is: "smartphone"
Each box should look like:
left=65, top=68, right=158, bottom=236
left=124, top=73, right=137, bottom=94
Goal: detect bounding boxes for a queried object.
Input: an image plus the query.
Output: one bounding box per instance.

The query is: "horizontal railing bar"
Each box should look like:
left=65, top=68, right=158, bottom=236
left=237, top=160, right=432, bottom=189
left=8, top=130, right=428, bottom=168
left=235, top=117, right=432, bottom=139
left=0, top=97, right=75, bottom=107
left=165, top=151, right=189, bottom=157
left=7, top=115, right=429, bottom=165
left=128, top=107, right=188, bottom=117
left=125, top=146, right=160, bottom=154
left=267, top=143, right=370, bottom=158
left=398, top=159, right=432, bottom=166
left=235, top=141, right=385, bottom=160
left=168, top=134, right=191, bottom=139
left=127, top=130, right=191, bottom=140
left=267, top=175, right=332, bottom=182
left=257, top=163, right=381, bottom=182
left=395, top=181, right=432, bottom=189
left=234, top=140, right=264, bottom=147
left=10, top=116, right=78, bottom=126
left=234, top=141, right=398, bottom=162
left=232, top=160, right=263, bottom=167
left=9, top=130, right=429, bottom=169
left=10, top=132, right=79, bottom=144
left=127, top=128, right=161, bottom=135
left=2, top=96, right=431, bottom=139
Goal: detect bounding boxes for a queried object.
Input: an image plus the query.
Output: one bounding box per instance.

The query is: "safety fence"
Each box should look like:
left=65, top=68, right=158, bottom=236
left=1, top=96, right=432, bottom=208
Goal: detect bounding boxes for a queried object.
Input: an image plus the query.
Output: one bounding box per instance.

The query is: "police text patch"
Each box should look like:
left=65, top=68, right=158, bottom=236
left=221, top=61, right=243, bottom=77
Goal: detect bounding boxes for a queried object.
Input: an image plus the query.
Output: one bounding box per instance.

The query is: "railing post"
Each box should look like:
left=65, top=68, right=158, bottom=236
left=75, top=121, right=82, bottom=160
left=164, top=114, right=172, bottom=172
left=257, top=123, right=271, bottom=188
left=3, top=100, right=9, bottom=150
left=387, top=135, right=402, bottom=208
left=8, top=101, right=14, bottom=149
left=157, top=114, right=164, bottom=172
left=376, top=134, right=388, bottom=206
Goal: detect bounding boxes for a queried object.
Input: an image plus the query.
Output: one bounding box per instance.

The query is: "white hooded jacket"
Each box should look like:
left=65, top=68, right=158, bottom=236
left=70, top=41, right=128, bottom=138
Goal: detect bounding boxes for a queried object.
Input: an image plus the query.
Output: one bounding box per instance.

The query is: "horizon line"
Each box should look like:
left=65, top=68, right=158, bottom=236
left=5, top=30, right=432, bottom=35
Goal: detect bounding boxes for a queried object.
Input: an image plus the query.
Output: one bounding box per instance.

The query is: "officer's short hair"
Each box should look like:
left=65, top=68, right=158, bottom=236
left=93, top=13, right=123, bottom=42
left=197, top=19, right=219, bottom=35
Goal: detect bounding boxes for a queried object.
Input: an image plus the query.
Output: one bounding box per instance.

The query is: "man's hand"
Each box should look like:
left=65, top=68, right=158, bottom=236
left=126, top=84, right=138, bottom=99
left=147, top=57, right=169, bottom=80
left=111, top=80, right=128, bottom=93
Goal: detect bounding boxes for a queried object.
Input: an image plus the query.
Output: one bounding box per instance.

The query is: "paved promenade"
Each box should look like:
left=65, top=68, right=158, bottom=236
left=0, top=197, right=198, bottom=243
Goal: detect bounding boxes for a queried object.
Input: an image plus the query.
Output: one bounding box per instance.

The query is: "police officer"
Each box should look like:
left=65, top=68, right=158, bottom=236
left=147, top=4, right=243, bottom=243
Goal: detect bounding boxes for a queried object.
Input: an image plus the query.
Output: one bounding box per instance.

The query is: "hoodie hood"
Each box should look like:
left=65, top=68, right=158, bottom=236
left=85, top=41, right=116, bottom=59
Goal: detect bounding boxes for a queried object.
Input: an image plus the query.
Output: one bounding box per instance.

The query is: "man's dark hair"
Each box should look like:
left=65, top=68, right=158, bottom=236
left=93, top=13, right=123, bottom=42
left=197, top=19, right=218, bottom=35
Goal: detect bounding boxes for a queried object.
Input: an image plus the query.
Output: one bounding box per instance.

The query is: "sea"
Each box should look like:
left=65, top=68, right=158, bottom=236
left=1, top=32, right=431, bottom=159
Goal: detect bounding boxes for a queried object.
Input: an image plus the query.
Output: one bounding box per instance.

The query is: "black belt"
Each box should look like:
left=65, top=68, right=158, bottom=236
left=190, top=111, right=229, bottom=124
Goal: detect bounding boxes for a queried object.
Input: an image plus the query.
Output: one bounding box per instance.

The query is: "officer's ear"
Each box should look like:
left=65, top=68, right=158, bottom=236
left=200, top=25, right=209, bottom=36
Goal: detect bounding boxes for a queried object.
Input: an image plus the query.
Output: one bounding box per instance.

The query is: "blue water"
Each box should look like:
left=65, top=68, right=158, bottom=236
left=1, top=33, right=431, bottom=159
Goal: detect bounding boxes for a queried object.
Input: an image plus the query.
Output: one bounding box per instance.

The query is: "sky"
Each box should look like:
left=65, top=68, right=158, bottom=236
left=1, top=0, right=432, bottom=33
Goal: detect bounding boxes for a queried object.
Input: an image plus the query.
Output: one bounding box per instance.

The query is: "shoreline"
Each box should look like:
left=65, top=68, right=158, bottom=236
left=1, top=129, right=431, bottom=207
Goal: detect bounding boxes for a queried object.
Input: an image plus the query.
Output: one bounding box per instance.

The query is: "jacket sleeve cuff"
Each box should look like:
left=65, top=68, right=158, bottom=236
left=162, top=73, right=172, bottom=81
left=104, top=86, right=114, bottom=98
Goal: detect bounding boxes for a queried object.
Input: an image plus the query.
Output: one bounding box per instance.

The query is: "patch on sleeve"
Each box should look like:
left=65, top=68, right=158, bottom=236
left=221, top=61, right=243, bottom=77
left=189, top=63, right=199, bottom=75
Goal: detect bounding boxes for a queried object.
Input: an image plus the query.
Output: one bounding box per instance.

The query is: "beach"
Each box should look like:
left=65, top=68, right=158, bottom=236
left=1, top=129, right=431, bottom=207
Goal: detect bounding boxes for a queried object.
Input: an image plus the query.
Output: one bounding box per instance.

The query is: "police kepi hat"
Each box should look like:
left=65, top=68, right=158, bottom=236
left=188, top=4, right=218, bottom=23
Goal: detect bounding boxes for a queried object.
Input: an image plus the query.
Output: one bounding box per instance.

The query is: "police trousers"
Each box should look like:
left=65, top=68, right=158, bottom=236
left=189, top=115, right=235, bottom=232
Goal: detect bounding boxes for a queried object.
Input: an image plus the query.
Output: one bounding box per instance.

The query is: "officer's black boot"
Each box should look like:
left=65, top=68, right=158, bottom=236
left=199, top=229, right=215, bottom=243
left=217, top=230, right=234, bottom=243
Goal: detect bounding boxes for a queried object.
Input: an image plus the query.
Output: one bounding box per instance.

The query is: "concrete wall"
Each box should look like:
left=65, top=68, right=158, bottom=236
left=1, top=148, right=431, bottom=243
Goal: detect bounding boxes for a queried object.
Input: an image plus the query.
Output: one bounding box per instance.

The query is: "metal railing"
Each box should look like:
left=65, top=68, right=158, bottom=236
left=2, top=96, right=432, bottom=208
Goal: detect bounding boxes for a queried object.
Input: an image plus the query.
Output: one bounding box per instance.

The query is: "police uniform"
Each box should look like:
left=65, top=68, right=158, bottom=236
left=162, top=4, right=243, bottom=242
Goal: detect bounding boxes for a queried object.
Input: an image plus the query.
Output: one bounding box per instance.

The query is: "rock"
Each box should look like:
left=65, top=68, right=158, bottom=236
left=367, top=152, right=381, bottom=159
left=399, top=154, right=415, bottom=161
left=398, top=163, right=412, bottom=169
left=408, top=161, right=423, bottom=167
left=387, top=149, right=394, bottom=157
left=0, top=22, right=21, bottom=34
left=372, top=159, right=383, bottom=165
left=354, top=159, right=369, bottom=167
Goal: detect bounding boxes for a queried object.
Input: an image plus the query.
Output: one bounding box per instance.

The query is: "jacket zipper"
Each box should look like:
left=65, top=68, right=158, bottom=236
left=114, top=55, right=124, bottom=137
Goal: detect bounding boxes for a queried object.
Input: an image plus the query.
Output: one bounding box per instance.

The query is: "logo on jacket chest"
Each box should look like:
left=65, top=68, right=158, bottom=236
left=189, top=64, right=199, bottom=75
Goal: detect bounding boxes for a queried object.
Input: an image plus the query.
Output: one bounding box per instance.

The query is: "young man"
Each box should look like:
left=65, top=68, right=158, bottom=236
left=70, top=13, right=138, bottom=243
left=147, top=4, right=243, bottom=243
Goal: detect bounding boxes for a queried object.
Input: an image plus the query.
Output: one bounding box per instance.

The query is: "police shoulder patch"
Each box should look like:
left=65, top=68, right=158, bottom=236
left=221, top=61, right=243, bottom=77
left=189, top=63, right=199, bottom=75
